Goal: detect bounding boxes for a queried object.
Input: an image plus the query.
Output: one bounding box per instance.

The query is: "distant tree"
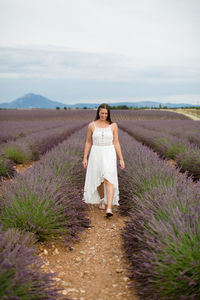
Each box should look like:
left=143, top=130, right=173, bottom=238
left=159, top=104, right=162, bottom=109
left=83, top=106, right=87, bottom=109
left=110, top=105, right=130, bottom=110
left=56, top=106, right=60, bottom=110
left=64, top=106, right=67, bottom=110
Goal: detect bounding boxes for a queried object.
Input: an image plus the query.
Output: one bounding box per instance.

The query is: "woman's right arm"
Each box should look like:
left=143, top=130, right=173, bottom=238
left=83, top=123, right=93, bottom=169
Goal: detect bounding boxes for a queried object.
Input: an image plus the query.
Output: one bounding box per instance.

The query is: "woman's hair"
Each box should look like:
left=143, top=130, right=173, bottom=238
left=94, top=103, right=112, bottom=124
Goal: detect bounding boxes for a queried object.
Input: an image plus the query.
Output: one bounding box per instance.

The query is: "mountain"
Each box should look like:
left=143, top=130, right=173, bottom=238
left=0, top=93, right=199, bottom=109
left=0, top=93, right=66, bottom=109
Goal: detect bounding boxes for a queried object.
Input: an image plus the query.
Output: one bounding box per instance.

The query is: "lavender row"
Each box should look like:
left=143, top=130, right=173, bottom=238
left=0, top=126, right=90, bottom=298
left=0, top=108, right=95, bottom=121
left=112, top=109, right=189, bottom=121
left=0, top=227, right=61, bottom=299
left=0, top=121, right=87, bottom=179
left=0, top=126, right=90, bottom=240
left=119, top=121, right=200, bottom=180
left=125, top=119, right=200, bottom=147
left=0, top=120, right=76, bottom=144
left=118, top=128, right=200, bottom=299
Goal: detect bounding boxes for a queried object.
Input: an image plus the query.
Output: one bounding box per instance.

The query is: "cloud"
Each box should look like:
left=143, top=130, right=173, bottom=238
left=0, top=1, right=199, bottom=104
left=0, top=0, right=199, bottom=61
left=0, top=46, right=199, bottom=85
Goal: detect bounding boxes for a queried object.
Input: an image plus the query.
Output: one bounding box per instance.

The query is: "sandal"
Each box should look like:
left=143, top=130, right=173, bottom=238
left=106, top=208, right=113, bottom=217
left=99, top=198, right=106, bottom=210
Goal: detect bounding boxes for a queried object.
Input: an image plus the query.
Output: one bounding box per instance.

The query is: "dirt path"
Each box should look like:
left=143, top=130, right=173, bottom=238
left=173, top=109, right=200, bottom=121
left=159, top=108, right=200, bottom=120
left=39, top=205, right=138, bottom=300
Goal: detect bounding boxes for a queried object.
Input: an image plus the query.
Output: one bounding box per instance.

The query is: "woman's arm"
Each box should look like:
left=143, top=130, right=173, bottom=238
left=112, top=123, right=125, bottom=169
left=83, top=122, right=93, bottom=169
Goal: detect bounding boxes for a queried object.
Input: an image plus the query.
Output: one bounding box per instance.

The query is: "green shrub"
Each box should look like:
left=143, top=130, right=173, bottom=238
left=166, top=143, right=186, bottom=159
left=135, top=175, right=175, bottom=198
left=0, top=227, right=60, bottom=299
left=153, top=230, right=200, bottom=299
left=0, top=185, right=67, bottom=241
left=3, top=228, right=37, bottom=248
left=0, top=156, right=16, bottom=177
left=3, top=144, right=32, bottom=163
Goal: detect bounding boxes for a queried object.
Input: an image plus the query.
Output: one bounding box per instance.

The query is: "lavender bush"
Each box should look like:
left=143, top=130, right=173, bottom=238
left=0, top=155, right=16, bottom=178
left=2, top=141, right=33, bottom=164
left=0, top=226, right=60, bottom=299
left=123, top=183, right=200, bottom=300
left=118, top=128, right=200, bottom=299
left=0, top=126, right=90, bottom=241
left=118, top=129, right=180, bottom=215
left=176, top=147, right=200, bottom=180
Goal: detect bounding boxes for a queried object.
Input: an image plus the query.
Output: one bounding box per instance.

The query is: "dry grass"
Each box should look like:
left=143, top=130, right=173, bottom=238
left=176, top=108, right=200, bottom=120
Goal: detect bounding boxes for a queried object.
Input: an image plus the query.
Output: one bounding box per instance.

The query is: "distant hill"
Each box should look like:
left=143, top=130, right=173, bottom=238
left=0, top=93, right=66, bottom=109
left=0, top=93, right=199, bottom=109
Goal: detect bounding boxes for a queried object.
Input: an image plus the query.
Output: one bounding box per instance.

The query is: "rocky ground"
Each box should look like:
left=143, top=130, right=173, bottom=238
left=39, top=204, right=138, bottom=300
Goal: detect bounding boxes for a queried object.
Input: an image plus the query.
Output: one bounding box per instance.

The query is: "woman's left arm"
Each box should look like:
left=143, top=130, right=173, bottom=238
left=113, top=123, right=125, bottom=169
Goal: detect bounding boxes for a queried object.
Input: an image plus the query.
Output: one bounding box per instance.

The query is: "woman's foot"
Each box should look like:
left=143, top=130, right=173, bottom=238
left=99, top=198, right=106, bottom=210
left=106, top=208, right=113, bottom=217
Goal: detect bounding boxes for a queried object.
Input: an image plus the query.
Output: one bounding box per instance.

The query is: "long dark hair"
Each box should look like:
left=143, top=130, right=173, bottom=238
left=94, top=103, right=112, bottom=124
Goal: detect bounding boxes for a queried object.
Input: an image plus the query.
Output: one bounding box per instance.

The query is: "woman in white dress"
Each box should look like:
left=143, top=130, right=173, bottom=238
left=83, top=104, right=125, bottom=217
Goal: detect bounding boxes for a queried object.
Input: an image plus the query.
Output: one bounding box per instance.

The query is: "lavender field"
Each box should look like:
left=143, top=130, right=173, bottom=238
left=0, top=108, right=189, bottom=121
left=119, top=119, right=200, bottom=147
left=119, top=120, right=200, bottom=180
left=0, top=108, right=199, bottom=299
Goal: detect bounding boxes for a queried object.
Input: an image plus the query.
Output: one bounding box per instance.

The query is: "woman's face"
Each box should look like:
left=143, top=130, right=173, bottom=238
left=99, top=108, right=108, bottom=121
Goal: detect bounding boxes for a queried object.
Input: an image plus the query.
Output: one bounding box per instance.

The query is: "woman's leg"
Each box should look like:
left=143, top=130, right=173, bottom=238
left=97, top=182, right=104, bottom=199
left=104, top=179, right=114, bottom=210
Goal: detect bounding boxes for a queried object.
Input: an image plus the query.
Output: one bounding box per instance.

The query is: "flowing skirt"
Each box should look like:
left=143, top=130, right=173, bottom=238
left=83, top=144, right=119, bottom=205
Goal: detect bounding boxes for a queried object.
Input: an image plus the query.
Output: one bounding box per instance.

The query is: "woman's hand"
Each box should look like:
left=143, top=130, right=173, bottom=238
left=120, top=159, right=125, bottom=170
left=83, top=158, right=88, bottom=169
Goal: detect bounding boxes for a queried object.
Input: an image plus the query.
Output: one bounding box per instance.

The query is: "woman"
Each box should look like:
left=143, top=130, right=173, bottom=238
left=83, top=103, right=125, bottom=217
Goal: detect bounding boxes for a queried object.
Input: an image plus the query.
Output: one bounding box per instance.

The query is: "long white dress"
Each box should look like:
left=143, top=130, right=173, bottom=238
left=83, top=122, right=119, bottom=206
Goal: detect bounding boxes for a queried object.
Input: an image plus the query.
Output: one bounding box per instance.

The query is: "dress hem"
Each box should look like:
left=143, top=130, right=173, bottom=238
left=83, top=175, right=119, bottom=206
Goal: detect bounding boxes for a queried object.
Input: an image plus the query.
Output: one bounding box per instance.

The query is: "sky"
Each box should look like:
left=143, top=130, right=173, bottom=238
left=0, top=0, right=200, bottom=105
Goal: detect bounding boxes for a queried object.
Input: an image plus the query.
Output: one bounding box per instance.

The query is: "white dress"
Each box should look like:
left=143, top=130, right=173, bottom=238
left=83, top=122, right=119, bottom=206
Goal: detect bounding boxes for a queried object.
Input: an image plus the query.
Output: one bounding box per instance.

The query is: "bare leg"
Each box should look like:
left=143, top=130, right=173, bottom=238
left=104, top=179, right=114, bottom=210
left=97, top=182, right=105, bottom=209
left=97, top=182, right=104, bottom=199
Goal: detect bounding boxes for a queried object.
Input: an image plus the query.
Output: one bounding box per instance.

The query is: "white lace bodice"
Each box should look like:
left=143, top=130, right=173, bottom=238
left=92, top=122, right=113, bottom=146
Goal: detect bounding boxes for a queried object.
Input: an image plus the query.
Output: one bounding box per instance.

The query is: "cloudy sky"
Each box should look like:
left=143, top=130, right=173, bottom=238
left=0, top=0, right=200, bottom=104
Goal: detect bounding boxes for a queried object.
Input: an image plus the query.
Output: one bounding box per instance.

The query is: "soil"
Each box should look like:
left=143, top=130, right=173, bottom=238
left=39, top=205, right=138, bottom=300
left=13, top=162, right=33, bottom=173
left=167, top=159, right=177, bottom=168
